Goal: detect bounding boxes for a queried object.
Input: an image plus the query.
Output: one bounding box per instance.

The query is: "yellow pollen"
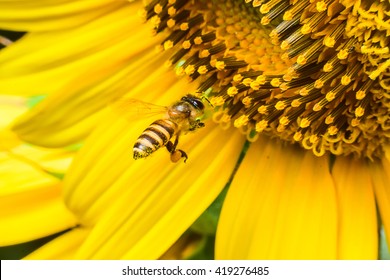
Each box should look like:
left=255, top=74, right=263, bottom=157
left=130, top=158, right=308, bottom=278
left=258, top=105, right=267, bottom=114
left=337, top=49, right=349, bottom=60
left=281, top=52, right=290, bottom=61
left=355, top=107, right=365, bottom=118
left=221, top=114, right=231, bottom=123
left=256, top=120, right=268, bottom=132
left=313, top=103, right=323, bottom=111
left=151, top=15, right=161, bottom=26
left=316, top=1, right=327, bottom=12
left=328, top=126, right=338, bottom=135
left=283, top=11, right=293, bottom=21
left=280, top=83, right=289, bottom=91
left=167, top=19, right=176, bottom=28
left=242, top=78, right=253, bottom=86
left=341, top=75, right=352, bottom=85
left=277, top=124, right=286, bottom=132
left=314, top=79, right=324, bottom=88
left=324, top=37, right=336, bottom=48
left=175, top=67, right=185, bottom=76
left=259, top=4, right=271, bottom=14
left=326, top=91, right=336, bottom=101
left=281, top=41, right=290, bottom=50
left=168, top=0, right=175, bottom=4
left=199, top=50, right=210, bottom=57
left=168, top=7, right=176, bottom=16
left=138, top=9, right=147, bottom=20
left=351, top=119, right=360, bottom=127
left=197, top=65, right=208, bottom=74
left=227, top=86, right=238, bottom=96
left=250, top=81, right=260, bottom=90
left=300, top=118, right=311, bottom=128
left=356, top=90, right=366, bottom=100
left=164, top=40, right=174, bottom=50
left=283, top=73, right=293, bottom=81
left=185, top=65, right=195, bottom=75
left=256, top=75, right=266, bottom=84
left=294, top=131, right=303, bottom=141
left=323, top=62, right=333, bottom=72
left=310, top=134, right=319, bottom=144
left=234, top=115, right=249, bottom=127
left=233, top=74, right=243, bottom=82
left=297, top=55, right=307, bottom=65
left=180, top=23, right=189, bottom=31
left=291, top=99, right=302, bottom=107
left=270, top=78, right=281, bottom=87
left=275, top=101, right=287, bottom=110
left=182, top=40, right=191, bottom=49
left=194, top=37, right=202, bottom=45
left=301, top=24, right=312, bottom=34
left=299, top=87, right=309, bottom=96
left=242, top=97, right=252, bottom=106
left=261, top=17, right=271, bottom=25
left=279, top=116, right=290, bottom=126
left=215, top=61, right=226, bottom=70
left=210, top=96, right=225, bottom=107
left=325, top=115, right=334, bottom=124
left=154, top=4, right=163, bottom=14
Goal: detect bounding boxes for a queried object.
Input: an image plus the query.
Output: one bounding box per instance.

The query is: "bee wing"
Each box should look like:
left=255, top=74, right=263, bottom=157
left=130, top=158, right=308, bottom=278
left=109, top=97, right=168, bottom=122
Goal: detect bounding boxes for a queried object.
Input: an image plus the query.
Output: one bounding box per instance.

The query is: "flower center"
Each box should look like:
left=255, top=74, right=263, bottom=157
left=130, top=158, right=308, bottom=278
left=143, top=0, right=390, bottom=159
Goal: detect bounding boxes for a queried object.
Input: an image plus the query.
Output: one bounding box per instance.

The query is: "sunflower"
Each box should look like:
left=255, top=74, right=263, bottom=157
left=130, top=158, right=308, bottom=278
left=0, top=0, right=389, bottom=259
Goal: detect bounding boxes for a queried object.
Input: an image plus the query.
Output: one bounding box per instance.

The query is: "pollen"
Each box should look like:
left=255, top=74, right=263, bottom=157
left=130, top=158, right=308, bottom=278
left=145, top=0, right=390, bottom=159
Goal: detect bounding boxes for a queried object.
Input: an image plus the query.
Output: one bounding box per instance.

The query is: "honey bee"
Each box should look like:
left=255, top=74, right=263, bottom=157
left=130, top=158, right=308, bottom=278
left=113, top=94, right=206, bottom=163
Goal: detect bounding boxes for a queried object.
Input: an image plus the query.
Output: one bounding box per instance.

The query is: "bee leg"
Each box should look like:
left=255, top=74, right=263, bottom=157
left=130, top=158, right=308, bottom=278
left=166, top=137, right=188, bottom=163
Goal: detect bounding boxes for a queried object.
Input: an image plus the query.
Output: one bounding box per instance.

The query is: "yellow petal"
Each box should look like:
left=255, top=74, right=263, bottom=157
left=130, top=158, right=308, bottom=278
left=332, top=156, right=378, bottom=259
left=0, top=0, right=128, bottom=31
left=369, top=158, right=390, bottom=253
left=0, top=1, right=157, bottom=96
left=0, top=143, right=77, bottom=245
left=216, top=138, right=338, bottom=259
left=73, top=124, right=243, bottom=259
left=11, top=50, right=169, bottom=147
left=24, top=228, right=90, bottom=260
left=0, top=95, right=27, bottom=127
left=0, top=175, right=77, bottom=245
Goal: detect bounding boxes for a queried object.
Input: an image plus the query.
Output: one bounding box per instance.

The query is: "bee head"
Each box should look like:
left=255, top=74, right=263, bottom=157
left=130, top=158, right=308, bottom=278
left=181, top=94, right=205, bottom=111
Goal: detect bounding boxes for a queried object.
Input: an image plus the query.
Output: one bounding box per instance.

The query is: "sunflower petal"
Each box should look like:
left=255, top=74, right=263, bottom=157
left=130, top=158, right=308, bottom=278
left=0, top=176, right=77, bottom=245
left=216, top=138, right=338, bottom=259
left=24, top=228, right=90, bottom=260
left=0, top=1, right=157, bottom=96
left=0, top=0, right=126, bottom=31
left=74, top=125, right=243, bottom=259
left=332, top=156, right=378, bottom=259
left=369, top=158, right=390, bottom=253
left=11, top=50, right=169, bottom=147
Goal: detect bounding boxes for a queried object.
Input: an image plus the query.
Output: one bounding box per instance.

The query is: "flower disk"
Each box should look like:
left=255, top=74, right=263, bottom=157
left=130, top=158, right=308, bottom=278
left=143, top=0, right=390, bottom=159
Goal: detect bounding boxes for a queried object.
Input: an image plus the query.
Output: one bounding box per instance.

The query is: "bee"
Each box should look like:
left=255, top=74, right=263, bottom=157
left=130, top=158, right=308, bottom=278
left=113, top=94, right=206, bottom=163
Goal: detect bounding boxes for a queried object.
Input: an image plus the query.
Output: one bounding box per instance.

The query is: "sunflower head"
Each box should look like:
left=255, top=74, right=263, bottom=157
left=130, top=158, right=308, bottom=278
left=143, top=0, right=390, bottom=160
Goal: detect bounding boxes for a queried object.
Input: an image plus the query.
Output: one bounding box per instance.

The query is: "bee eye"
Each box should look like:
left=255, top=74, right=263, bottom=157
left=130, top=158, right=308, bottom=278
left=191, top=99, right=204, bottom=110
left=182, top=95, right=205, bottom=110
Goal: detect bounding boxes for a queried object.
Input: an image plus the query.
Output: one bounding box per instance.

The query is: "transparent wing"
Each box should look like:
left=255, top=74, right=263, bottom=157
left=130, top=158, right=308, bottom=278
left=109, top=98, right=168, bottom=122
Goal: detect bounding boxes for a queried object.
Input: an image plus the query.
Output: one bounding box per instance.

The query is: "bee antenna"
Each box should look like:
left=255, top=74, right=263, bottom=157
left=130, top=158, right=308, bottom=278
left=201, top=96, right=213, bottom=108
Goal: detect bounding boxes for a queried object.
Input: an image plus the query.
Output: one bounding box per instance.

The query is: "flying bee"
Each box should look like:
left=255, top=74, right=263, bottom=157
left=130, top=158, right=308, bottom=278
left=112, top=94, right=206, bottom=163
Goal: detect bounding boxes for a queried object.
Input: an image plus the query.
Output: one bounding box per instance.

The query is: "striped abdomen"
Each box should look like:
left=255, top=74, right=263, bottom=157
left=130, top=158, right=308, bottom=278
left=133, top=119, right=177, bottom=159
